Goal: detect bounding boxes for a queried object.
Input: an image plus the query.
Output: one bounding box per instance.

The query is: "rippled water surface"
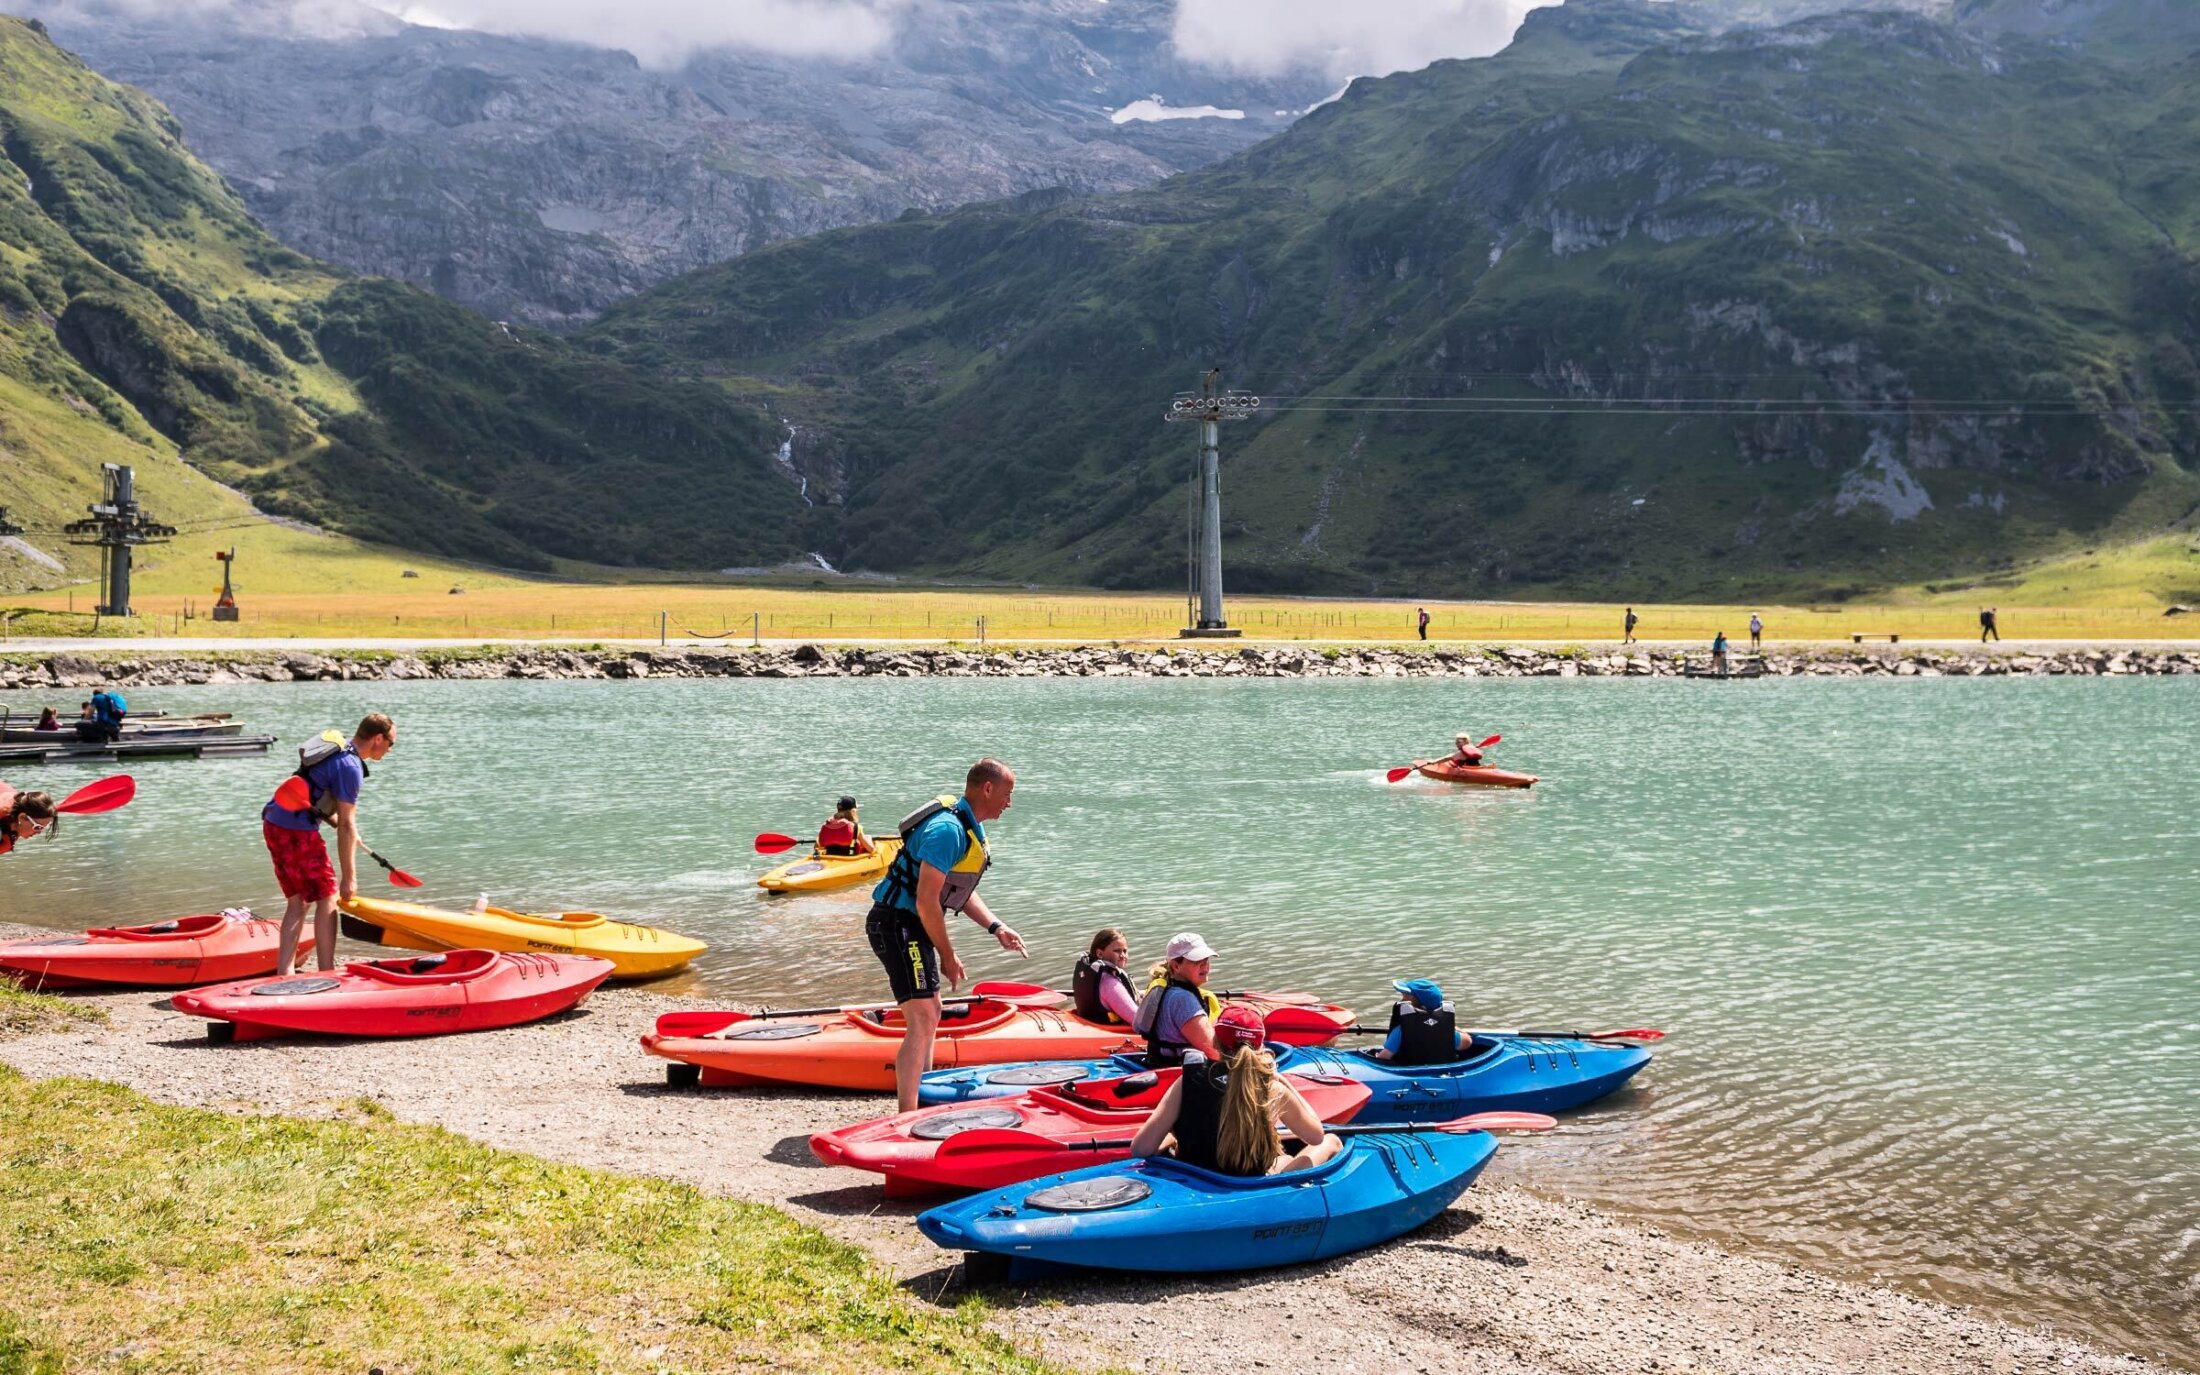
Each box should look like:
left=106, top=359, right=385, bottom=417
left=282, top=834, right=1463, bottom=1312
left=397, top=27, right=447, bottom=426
left=3, top=676, right=2195, bottom=1364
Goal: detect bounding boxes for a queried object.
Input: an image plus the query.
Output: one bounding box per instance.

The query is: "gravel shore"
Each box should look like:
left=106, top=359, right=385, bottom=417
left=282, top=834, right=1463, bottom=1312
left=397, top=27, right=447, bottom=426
left=0, top=925, right=2174, bottom=1375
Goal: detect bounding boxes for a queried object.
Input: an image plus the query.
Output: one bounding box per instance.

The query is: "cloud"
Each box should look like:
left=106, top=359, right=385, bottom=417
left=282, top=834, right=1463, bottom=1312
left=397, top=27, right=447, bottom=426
left=351, top=0, right=904, bottom=65
left=1170, top=0, right=1548, bottom=81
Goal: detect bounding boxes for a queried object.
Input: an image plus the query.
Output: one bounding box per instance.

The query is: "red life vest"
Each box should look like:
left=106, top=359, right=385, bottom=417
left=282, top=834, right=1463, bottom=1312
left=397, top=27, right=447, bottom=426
left=817, top=817, right=857, bottom=850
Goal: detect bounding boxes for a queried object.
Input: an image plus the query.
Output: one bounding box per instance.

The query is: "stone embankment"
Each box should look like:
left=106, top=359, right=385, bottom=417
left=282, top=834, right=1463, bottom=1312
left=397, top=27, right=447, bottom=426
left=3, top=643, right=2196, bottom=690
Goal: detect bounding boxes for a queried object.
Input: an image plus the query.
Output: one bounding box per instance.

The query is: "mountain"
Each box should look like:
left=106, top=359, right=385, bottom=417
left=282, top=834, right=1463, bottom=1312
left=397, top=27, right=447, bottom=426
left=0, top=14, right=809, bottom=588
left=1954, top=0, right=2200, bottom=62
left=22, top=0, right=1337, bottom=330
left=581, top=0, right=2200, bottom=600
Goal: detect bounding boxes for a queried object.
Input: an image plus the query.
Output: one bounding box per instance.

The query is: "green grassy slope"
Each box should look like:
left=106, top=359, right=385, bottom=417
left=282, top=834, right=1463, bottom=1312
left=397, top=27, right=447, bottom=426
left=0, top=16, right=812, bottom=587
left=585, top=0, right=2200, bottom=601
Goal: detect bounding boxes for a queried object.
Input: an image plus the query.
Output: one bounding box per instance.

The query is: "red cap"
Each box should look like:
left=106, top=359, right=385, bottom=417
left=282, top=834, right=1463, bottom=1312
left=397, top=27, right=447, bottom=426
left=1214, top=1004, right=1266, bottom=1051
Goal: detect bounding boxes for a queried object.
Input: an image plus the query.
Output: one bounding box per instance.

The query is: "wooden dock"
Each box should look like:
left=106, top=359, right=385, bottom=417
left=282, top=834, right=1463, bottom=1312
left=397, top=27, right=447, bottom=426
left=0, top=733, right=277, bottom=764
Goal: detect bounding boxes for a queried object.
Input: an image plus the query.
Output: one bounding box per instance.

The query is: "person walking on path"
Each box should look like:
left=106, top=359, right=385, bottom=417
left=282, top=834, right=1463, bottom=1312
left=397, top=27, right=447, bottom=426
left=868, top=758, right=1027, bottom=1112
left=0, top=781, right=57, bottom=858
left=1624, top=607, right=1639, bottom=645
left=1416, top=607, right=1430, bottom=641
left=1749, top=612, right=1763, bottom=651
left=1980, top=607, right=2000, bottom=643
left=261, top=713, right=396, bottom=974
left=1710, top=630, right=1731, bottom=677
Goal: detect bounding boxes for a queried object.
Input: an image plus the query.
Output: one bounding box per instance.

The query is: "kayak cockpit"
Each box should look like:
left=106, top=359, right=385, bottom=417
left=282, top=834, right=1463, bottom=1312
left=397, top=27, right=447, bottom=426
left=346, top=949, right=500, bottom=984
left=85, top=913, right=229, bottom=941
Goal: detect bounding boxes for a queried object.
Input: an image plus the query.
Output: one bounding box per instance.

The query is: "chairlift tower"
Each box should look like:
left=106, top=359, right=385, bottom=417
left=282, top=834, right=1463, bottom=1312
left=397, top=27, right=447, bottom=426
left=212, top=546, right=241, bottom=621
left=1165, top=368, right=1258, bottom=638
left=63, top=464, right=174, bottom=617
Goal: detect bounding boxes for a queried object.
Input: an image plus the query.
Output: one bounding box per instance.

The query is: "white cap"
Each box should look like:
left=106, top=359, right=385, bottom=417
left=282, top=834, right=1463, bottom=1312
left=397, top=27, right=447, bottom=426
left=1166, top=932, right=1217, bottom=962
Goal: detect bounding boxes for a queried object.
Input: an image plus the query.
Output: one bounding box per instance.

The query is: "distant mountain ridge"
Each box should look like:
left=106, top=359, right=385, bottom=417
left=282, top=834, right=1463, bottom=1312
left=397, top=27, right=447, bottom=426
left=581, top=0, right=2200, bottom=599
left=22, top=0, right=1339, bottom=329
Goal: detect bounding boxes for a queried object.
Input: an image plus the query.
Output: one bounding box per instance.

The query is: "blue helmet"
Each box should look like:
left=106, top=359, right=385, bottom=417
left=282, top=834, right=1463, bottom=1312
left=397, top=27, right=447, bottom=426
left=1392, top=978, right=1445, bottom=1011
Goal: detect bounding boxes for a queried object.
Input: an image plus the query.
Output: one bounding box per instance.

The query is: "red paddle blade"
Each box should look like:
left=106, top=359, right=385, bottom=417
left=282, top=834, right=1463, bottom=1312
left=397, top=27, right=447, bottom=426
left=272, top=776, right=310, bottom=812
left=1594, top=1028, right=1664, bottom=1042
left=1385, top=766, right=1415, bottom=783
left=1479, top=734, right=1502, bottom=748
left=1443, top=1111, right=1556, bottom=1133
left=1222, top=989, right=1324, bottom=1007
left=1260, top=1005, right=1353, bottom=1043
left=753, top=832, right=803, bottom=854
left=384, top=868, right=425, bottom=889
left=655, top=1009, right=749, bottom=1037
left=56, top=774, right=135, bottom=814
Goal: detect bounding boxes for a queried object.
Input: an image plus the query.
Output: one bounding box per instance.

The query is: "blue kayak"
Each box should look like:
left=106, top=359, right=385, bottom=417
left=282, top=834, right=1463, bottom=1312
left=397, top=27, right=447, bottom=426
left=918, top=1128, right=1497, bottom=1276
left=918, top=1035, right=1650, bottom=1121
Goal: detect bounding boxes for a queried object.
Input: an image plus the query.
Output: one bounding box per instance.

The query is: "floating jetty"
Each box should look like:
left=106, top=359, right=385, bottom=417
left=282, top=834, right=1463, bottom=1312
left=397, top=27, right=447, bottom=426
left=0, top=732, right=276, bottom=764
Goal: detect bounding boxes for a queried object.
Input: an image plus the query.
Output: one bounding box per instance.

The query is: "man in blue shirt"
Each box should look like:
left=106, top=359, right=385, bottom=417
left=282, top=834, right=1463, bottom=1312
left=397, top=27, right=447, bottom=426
left=868, top=757, right=1027, bottom=1111
left=261, top=713, right=396, bottom=973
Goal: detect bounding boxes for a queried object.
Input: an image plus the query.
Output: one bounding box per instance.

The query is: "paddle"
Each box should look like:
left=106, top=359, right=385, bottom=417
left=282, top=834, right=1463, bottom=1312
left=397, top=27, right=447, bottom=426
left=1386, top=735, right=1500, bottom=783
left=56, top=774, right=135, bottom=815
left=754, top=832, right=806, bottom=854
left=1273, top=1012, right=1663, bottom=1044
left=935, top=1109, right=1559, bottom=1162
left=359, top=844, right=424, bottom=888
left=652, top=980, right=1068, bottom=1038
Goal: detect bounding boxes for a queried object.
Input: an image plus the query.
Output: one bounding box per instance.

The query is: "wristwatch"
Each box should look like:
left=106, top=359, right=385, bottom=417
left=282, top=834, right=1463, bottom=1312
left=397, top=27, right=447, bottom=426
left=986, top=920, right=1004, bottom=936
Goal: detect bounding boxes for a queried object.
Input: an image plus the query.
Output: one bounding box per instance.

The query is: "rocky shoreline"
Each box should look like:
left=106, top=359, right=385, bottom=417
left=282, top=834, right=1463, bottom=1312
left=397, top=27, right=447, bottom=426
left=4, top=642, right=2197, bottom=690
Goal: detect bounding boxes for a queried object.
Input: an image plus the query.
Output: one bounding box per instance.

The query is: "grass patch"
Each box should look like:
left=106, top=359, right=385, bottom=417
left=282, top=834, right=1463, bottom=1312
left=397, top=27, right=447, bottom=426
left=0, top=1067, right=1060, bottom=1373
left=0, top=986, right=104, bottom=1041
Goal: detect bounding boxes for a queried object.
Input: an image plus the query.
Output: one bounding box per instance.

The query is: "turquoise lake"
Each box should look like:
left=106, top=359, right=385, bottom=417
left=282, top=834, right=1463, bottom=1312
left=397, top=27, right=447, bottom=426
left=2, top=676, right=2194, bottom=1366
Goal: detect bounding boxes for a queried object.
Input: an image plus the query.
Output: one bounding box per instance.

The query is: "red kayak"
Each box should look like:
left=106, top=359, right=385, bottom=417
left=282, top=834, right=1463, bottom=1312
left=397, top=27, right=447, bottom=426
left=0, top=913, right=305, bottom=989
left=171, top=949, right=613, bottom=1042
left=1416, top=760, right=1538, bottom=788
left=810, top=1067, right=1374, bottom=1197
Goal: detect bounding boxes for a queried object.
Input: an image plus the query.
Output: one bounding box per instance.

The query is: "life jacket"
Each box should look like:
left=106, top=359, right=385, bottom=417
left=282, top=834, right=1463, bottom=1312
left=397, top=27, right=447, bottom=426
left=1135, top=974, right=1221, bottom=1066
left=90, top=690, right=127, bottom=726
left=817, top=817, right=858, bottom=853
left=281, top=730, right=367, bottom=826
left=875, top=795, right=989, bottom=912
left=1170, top=1058, right=1228, bottom=1172
left=1386, top=998, right=1459, bottom=1066
left=1072, top=953, right=1137, bottom=1025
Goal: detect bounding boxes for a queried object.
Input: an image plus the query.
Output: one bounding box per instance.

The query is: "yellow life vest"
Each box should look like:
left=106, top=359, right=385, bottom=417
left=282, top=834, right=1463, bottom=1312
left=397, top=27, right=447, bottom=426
left=878, top=795, right=991, bottom=912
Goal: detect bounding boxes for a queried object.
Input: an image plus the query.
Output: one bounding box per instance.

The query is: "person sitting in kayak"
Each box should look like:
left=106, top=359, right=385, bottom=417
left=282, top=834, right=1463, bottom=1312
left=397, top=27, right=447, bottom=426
left=0, top=781, right=58, bottom=857
left=1367, top=978, right=1471, bottom=1065
left=1134, top=932, right=1222, bottom=1066
left=816, top=796, right=873, bottom=858
left=1447, top=733, right=1485, bottom=766
left=1072, top=927, right=1138, bottom=1026
left=1131, top=1005, right=1343, bottom=1176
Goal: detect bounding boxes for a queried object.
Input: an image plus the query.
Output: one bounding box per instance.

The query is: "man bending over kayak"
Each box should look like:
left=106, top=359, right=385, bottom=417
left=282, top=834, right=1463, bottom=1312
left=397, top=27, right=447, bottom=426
left=262, top=713, right=396, bottom=974
left=868, top=759, right=1027, bottom=1112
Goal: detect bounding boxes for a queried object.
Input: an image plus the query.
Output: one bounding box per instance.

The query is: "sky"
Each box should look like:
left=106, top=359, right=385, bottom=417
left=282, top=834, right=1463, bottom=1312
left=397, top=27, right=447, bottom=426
left=317, top=0, right=1547, bottom=74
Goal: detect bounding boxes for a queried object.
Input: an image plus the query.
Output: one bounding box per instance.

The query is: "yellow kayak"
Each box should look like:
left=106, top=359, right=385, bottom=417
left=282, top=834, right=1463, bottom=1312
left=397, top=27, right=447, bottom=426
left=757, top=836, right=902, bottom=895
left=339, top=896, right=706, bottom=980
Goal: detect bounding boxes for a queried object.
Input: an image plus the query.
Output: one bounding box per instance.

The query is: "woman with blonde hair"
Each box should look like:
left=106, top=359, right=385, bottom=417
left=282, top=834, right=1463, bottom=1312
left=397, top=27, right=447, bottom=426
left=1130, top=1005, right=1343, bottom=1176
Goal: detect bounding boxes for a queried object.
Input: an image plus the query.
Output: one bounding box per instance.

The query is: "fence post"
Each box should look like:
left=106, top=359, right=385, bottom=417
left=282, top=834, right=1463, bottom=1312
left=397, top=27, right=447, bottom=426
left=660, top=610, right=668, bottom=647
left=752, top=611, right=761, bottom=648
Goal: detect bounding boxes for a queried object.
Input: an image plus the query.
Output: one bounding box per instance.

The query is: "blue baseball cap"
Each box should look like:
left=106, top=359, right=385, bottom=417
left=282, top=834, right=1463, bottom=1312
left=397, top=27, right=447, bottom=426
left=1392, top=978, right=1445, bottom=1011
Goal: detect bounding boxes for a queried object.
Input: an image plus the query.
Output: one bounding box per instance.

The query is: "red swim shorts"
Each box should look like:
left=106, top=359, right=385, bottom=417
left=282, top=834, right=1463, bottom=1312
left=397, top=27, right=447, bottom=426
left=263, top=820, right=334, bottom=902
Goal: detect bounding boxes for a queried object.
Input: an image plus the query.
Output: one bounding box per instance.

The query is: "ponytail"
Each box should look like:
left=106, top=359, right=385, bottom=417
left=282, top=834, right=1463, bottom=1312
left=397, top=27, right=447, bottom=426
left=1213, top=1044, right=1281, bottom=1177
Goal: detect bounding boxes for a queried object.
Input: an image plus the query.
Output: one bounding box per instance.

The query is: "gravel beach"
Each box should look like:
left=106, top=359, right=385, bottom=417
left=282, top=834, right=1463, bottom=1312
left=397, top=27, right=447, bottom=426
left=0, top=925, right=2175, bottom=1375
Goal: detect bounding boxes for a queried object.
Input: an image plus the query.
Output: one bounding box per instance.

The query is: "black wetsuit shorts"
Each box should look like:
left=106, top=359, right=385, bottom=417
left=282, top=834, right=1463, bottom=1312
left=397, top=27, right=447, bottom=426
left=865, top=903, right=941, bottom=1004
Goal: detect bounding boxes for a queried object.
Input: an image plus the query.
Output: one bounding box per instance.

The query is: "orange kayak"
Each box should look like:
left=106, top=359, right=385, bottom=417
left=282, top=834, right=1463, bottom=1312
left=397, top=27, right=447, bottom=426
left=1416, top=760, right=1538, bottom=788
left=644, top=996, right=1356, bottom=1092
left=0, top=913, right=303, bottom=989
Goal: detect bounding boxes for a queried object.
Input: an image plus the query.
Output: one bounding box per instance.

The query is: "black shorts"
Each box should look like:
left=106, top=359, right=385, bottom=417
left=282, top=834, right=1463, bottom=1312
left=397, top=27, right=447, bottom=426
left=866, top=903, right=940, bottom=1004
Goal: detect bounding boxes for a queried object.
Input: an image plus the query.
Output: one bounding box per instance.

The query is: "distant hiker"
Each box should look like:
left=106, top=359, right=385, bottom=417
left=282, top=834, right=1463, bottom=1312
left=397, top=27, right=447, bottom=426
left=1624, top=607, right=1639, bottom=645
left=262, top=713, right=397, bottom=974
left=0, top=781, right=57, bottom=858
left=816, top=795, right=873, bottom=857
left=1417, top=607, right=1430, bottom=641
left=1980, top=607, right=2000, bottom=643
left=1749, top=612, right=1764, bottom=651
left=1710, top=630, right=1730, bottom=676
left=868, top=759, right=1027, bottom=1112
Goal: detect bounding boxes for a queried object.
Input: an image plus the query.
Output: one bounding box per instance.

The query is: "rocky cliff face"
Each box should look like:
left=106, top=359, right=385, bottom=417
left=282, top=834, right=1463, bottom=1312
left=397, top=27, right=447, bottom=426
left=25, top=0, right=1338, bottom=329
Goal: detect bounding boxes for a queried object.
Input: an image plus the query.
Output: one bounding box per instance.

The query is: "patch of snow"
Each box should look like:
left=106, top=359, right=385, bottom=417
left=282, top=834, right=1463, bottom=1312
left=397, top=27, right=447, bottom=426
left=1302, top=81, right=1352, bottom=114
left=1488, top=241, right=1504, bottom=266
left=1110, top=99, right=1244, bottom=125
left=1988, top=227, right=2027, bottom=257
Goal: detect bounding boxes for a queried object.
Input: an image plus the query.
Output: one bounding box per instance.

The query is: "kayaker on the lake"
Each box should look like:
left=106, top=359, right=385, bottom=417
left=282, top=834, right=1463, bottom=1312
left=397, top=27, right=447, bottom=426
left=1447, top=733, right=1485, bottom=766
left=868, top=759, right=1028, bottom=1112
left=817, top=796, right=873, bottom=857
left=1134, top=932, right=1222, bottom=1066
left=0, top=781, right=57, bottom=858
left=1367, top=978, right=1471, bottom=1065
left=261, top=713, right=397, bottom=975
left=1072, top=927, right=1138, bottom=1026
left=1130, top=1005, right=1343, bottom=1176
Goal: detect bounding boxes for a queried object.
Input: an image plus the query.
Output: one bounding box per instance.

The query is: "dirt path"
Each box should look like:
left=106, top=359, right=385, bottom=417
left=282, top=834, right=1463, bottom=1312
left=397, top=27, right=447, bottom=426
left=0, top=935, right=2172, bottom=1375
